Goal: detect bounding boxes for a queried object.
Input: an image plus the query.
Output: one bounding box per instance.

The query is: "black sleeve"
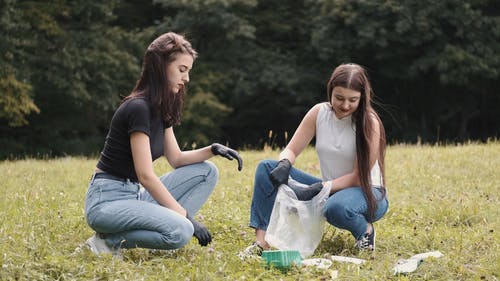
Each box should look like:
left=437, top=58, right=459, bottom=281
left=126, top=99, right=152, bottom=136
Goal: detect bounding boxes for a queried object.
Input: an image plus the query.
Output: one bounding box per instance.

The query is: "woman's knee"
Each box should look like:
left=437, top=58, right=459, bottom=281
left=323, top=200, right=351, bottom=228
left=253, top=160, right=277, bottom=195
left=203, top=160, right=219, bottom=184
left=255, top=159, right=275, bottom=177
left=161, top=218, right=194, bottom=249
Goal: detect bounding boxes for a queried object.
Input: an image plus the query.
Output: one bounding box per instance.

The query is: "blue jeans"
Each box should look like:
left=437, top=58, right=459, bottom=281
left=84, top=161, right=218, bottom=250
left=249, top=160, right=388, bottom=240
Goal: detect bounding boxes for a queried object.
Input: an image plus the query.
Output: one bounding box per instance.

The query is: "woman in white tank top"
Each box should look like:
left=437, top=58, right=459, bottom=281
left=240, top=63, right=388, bottom=258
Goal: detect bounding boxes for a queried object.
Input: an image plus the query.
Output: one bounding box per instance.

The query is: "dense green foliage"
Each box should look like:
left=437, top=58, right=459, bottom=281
left=0, top=0, right=499, bottom=158
left=1, top=143, right=499, bottom=280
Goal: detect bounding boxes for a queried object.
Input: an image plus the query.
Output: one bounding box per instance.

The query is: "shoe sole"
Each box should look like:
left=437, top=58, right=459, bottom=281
left=86, top=237, right=121, bottom=257
left=86, top=237, right=102, bottom=254
left=371, top=230, right=376, bottom=251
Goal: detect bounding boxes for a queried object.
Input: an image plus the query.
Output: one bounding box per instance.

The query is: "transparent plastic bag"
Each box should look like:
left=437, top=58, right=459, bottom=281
left=265, top=178, right=330, bottom=258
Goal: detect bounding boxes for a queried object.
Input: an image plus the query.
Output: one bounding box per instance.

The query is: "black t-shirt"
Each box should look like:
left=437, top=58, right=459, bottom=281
left=97, top=97, right=171, bottom=180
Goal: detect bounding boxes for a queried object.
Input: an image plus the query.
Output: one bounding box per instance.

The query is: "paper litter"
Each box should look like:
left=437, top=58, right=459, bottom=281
left=302, top=258, right=333, bottom=269
left=330, top=255, right=366, bottom=265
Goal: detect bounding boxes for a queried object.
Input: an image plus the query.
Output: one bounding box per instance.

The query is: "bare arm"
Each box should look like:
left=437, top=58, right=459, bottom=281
left=279, top=104, right=322, bottom=163
left=130, top=131, right=186, bottom=216
left=327, top=113, right=382, bottom=193
left=163, top=127, right=213, bottom=168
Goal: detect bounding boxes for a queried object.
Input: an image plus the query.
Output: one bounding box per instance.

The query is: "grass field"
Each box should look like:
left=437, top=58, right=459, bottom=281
left=1, top=142, right=499, bottom=280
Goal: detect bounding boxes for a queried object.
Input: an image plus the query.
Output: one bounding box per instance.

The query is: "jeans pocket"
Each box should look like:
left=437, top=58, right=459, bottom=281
left=84, top=181, right=103, bottom=216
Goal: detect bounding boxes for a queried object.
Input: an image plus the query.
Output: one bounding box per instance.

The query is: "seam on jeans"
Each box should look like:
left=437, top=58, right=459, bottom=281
left=162, top=162, right=214, bottom=191
left=90, top=173, right=97, bottom=185
left=266, top=186, right=278, bottom=197
left=169, top=174, right=208, bottom=206
left=249, top=223, right=267, bottom=230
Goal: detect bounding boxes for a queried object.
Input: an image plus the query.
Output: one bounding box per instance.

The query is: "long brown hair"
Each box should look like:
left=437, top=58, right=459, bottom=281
left=124, top=32, right=198, bottom=125
left=326, top=63, right=386, bottom=220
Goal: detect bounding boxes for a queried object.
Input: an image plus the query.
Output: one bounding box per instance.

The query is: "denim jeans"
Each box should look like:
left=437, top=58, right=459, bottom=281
left=249, top=159, right=388, bottom=240
left=84, top=161, right=218, bottom=250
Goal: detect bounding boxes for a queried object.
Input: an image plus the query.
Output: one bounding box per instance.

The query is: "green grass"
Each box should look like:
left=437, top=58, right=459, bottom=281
left=1, top=142, right=499, bottom=280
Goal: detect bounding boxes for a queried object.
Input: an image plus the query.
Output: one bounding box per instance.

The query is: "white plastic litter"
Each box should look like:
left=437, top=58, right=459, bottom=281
left=392, top=258, right=422, bottom=275
left=392, top=251, right=444, bottom=275
left=330, top=255, right=366, bottom=265
left=408, top=251, right=444, bottom=260
left=302, top=258, right=333, bottom=269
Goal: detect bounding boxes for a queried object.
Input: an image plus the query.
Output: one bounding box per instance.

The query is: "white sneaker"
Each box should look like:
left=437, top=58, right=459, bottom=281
left=85, top=234, right=121, bottom=258
left=237, top=242, right=264, bottom=260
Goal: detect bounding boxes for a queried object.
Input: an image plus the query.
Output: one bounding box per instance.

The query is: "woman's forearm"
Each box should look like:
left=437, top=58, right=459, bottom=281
left=327, top=173, right=360, bottom=194
left=168, top=146, right=213, bottom=168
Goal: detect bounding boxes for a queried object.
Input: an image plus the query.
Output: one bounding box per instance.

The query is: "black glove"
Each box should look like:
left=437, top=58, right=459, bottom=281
left=211, top=143, right=243, bottom=171
left=186, top=214, right=212, bottom=246
left=269, top=158, right=292, bottom=187
left=288, top=182, right=324, bottom=201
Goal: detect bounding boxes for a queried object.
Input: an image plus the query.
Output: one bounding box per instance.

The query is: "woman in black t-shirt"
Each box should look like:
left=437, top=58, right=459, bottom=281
left=83, top=32, right=243, bottom=257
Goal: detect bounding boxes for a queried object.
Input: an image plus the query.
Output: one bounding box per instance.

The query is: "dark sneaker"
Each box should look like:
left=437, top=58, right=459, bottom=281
left=356, top=228, right=376, bottom=251
left=237, top=242, right=264, bottom=260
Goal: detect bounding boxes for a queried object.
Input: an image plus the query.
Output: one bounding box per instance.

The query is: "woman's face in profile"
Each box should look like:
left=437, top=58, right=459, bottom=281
left=166, top=53, right=194, bottom=94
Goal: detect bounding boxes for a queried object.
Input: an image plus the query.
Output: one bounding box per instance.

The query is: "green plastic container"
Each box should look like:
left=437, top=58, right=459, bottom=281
left=261, top=250, right=302, bottom=270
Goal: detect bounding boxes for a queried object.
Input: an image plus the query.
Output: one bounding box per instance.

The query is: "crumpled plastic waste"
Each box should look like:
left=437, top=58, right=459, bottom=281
left=392, top=251, right=444, bottom=275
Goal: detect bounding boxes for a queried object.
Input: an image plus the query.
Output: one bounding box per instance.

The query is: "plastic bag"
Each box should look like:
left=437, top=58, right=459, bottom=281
left=265, top=178, right=330, bottom=258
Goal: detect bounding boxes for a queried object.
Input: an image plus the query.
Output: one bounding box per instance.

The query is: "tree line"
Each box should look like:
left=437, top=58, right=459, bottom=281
left=1, top=0, right=499, bottom=159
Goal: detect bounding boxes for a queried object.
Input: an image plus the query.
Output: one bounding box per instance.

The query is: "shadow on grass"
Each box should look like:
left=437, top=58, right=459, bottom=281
left=121, top=248, right=185, bottom=263
left=315, top=227, right=360, bottom=257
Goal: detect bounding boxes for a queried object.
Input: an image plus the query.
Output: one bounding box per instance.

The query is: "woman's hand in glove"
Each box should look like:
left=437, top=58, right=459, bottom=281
left=211, top=143, right=243, bottom=171
left=269, top=158, right=292, bottom=187
left=288, top=182, right=324, bottom=201
left=186, top=214, right=212, bottom=246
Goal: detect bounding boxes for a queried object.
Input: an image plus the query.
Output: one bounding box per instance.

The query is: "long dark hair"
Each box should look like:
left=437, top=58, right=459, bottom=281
left=124, top=32, right=198, bottom=125
left=326, top=63, right=387, bottom=220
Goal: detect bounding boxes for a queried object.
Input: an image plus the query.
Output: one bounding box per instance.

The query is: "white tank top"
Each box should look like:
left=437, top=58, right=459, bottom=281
left=315, top=103, right=383, bottom=186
